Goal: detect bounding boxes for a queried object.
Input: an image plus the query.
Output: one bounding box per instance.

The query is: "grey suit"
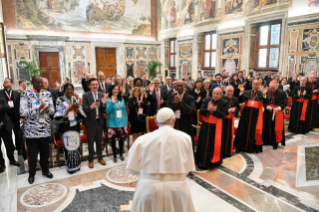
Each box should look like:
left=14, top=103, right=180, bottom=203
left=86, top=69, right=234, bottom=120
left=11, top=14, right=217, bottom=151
left=83, top=91, right=106, bottom=161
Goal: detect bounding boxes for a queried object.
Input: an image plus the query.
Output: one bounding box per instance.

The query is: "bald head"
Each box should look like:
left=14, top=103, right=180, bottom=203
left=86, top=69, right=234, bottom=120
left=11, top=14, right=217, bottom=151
left=212, top=87, right=222, bottom=101
left=309, top=74, right=315, bottom=83
left=300, top=76, right=307, bottom=86
left=225, top=85, right=234, bottom=98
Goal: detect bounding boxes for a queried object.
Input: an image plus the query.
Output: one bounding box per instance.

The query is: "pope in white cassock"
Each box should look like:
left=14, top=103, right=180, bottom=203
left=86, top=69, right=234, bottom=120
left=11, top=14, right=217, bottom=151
left=126, top=107, right=196, bottom=212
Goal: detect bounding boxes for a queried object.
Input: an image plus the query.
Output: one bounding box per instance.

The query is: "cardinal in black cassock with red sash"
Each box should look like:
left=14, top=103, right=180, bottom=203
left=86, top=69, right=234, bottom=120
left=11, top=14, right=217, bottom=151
left=222, top=86, right=240, bottom=158
left=307, top=74, right=319, bottom=130
left=262, top=81, right=287, bottom=150
left=289, top=76, right=313, bottom=134
left=195, top=87, right=228, bottom=169
left=235, top=80, right=268, bottom=153
left=167, top=81, right=196, bottom=148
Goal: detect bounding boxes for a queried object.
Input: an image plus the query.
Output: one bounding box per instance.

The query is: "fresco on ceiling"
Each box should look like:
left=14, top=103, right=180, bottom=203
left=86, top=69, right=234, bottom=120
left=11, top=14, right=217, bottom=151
left=289, top=0, right=319, bottom=17
left=14, top=0, right=151, bottom=35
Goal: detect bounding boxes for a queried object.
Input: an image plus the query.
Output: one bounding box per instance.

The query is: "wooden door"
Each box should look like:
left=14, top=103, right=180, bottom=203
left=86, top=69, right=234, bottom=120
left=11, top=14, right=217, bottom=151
left=39, top=52, right=61, bottom=89
left=96, top=48, right=117, bottom=78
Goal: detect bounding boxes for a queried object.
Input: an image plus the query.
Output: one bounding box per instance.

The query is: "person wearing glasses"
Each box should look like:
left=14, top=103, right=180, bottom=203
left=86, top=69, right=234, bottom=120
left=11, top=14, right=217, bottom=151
left=148, top=78, right=167, bottom=116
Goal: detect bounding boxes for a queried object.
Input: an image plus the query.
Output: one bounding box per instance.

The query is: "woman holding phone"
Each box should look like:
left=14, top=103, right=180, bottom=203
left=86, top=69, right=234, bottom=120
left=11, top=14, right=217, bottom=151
left=54, top=83, right=86, bottom=174
left=106, top=85, right=128, bottom=163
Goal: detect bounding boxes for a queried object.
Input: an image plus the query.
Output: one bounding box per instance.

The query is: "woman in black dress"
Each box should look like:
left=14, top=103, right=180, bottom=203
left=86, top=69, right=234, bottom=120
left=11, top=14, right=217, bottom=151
left=128, top=87, right=148, bottom=142
left=230, top=74, right=241, bottom=99
left=190, top=80, right=204, bottom=109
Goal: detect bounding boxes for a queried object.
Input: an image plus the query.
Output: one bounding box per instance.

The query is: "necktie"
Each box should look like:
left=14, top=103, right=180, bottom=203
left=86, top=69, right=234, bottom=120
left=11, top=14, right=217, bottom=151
left=95, top=93, right=99, bottom=119
left=102, top=83, right=105, bottom=93
left=157, top=90, right=160, bottom=110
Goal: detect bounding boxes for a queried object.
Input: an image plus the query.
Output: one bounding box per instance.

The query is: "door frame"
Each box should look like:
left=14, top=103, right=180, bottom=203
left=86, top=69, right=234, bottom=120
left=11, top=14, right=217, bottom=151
left=91, top=42, right=124, bottom=77
left=33, top=46, right=65, bottom=84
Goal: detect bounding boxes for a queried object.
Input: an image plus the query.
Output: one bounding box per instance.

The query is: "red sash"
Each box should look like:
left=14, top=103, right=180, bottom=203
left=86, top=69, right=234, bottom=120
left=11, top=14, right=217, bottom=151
left=266, top=105, right=283, bottom=143
left=244, top=100, right=263, bottom=146
left=202, top=115, right=223, bottom=163
left=224, top=113, right=234, bottom=155
left=311, top=95, right=317, bottom=101
left=295, top=98, right=308, bottom=121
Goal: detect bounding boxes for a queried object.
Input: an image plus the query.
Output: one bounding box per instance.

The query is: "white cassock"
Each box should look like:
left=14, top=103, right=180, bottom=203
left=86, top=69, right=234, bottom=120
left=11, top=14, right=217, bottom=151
left=126, top=125, right=196, bottom=212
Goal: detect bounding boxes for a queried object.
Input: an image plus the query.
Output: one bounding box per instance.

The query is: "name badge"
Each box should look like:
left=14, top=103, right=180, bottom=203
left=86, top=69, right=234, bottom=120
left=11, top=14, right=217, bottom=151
left=116, top=110, right=122, bottom=118
left=175, top=110, right=181, bottom=119
left=39, top=113, right=45, bottom=123
left=68, top=111, right=75, bottom=121
left=138, top=108, right=143, bottom=115
left=8, top=100, right=14, bottom=108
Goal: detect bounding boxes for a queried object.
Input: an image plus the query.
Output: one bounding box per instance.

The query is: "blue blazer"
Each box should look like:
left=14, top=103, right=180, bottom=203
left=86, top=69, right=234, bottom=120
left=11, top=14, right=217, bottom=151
left=106, top=98, right=128, bottom=128
left=210, top=82, right=227, bottom=91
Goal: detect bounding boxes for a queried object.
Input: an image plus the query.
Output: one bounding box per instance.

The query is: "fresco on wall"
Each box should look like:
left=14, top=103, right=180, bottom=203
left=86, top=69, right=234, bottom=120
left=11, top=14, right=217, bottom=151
left=126, top=61, right=134, bottom=77
left=179, top=42, right=192, bottom=58
left=148, top=47, right=157, bottom=59
left=136, top=60, right=147, bottom=77
left=73, top=61, right=86, bottom=84
left=136, top=47, right=147, bottom=59
left=300, top=56, right=319, bottom=76
left=254, top=0, right=277, bottom=9
left=287, top=55, right=296, bottom=78
left=290, top=0, right=319, bottom=17
left=200, top=0, right=215, bottom=19
left=125, top=46, right=134, bottom=59
left=165, top=0, right=176, bottom=28
left=181, top=0, right=195, bottom=24
left=179, top=60, right=192, bottom=79
left=225, top=0, right=243, bottom=15
left=222, top=38, right=240, bottom=55
left=72, top=46, right=86, bottom=59
left=14, top=0, right=151, bottom=35
left=221, top=58, right=239, bottom=76
left=301, top=28, right=319, bottom=52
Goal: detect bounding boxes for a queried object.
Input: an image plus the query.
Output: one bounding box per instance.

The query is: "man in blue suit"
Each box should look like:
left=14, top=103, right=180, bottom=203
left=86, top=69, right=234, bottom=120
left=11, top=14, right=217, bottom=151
left=97, top=71, right=111, bottom=94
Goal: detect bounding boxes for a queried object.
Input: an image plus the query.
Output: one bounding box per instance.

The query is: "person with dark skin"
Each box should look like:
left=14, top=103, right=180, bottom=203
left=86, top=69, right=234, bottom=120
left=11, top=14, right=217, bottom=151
left=20, top=75, right=55, bottom=184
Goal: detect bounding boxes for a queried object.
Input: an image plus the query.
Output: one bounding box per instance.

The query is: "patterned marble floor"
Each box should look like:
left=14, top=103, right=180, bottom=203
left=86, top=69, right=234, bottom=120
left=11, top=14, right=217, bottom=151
left=1, top=132, right=319, bottom=212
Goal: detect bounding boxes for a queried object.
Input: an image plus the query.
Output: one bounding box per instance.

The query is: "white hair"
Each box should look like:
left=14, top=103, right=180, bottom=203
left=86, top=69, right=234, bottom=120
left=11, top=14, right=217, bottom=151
left=153, top=78, right=160, bottom=83
left=42, top=77, right=49, bottom=84
left=203, top=79, right=211, bottom=85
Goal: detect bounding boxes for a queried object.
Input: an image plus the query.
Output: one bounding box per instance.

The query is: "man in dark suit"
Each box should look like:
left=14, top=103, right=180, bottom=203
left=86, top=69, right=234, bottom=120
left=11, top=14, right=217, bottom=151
left=83, top=78, right=108, bottom=168
left=0, top=96, right=20, bottom=173
left=142, top=74, right=151, bottom=87
left=0, top=78, right=24, bottom=155
left=148, top=78, right=167, bottom=116
left=161, top=76, right=173, bottom=95
left=210, top=74, right=226, bottom=90
left=82, top=69, right=93, bottom=93
left=97, top=71, right=111, bottom=94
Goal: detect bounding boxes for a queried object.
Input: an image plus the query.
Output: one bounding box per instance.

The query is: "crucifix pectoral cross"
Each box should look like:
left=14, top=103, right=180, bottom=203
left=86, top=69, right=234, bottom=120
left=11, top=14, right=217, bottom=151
left=251, top=101, right=254, bottom=105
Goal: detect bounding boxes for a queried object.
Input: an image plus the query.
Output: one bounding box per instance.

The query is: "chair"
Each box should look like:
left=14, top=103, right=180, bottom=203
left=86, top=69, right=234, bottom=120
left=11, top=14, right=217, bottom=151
left=80, top=125, right=88, bottom=161
left=146, top=115, right=158, bottom=133
left=53, top=134, right=63, bottom=167
left=197, top=109, right=204, bottom=126
left=103, top=132, right=109, bottom=156
left=283, top=107, right=291, bottom=130
left=239, top=103, right=245, bottom=117
left=127, top=123, right=132, bottom=149
left=192, top=124, right=201, bottom=145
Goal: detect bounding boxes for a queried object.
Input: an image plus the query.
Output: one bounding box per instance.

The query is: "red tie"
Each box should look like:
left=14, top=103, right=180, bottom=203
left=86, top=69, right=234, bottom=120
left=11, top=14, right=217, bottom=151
left=157, top=90, right=160, bottom=110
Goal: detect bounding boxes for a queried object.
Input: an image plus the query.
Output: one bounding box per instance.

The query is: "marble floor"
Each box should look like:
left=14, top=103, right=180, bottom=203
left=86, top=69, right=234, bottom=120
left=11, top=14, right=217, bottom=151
left=1, top=132, right=319, bottom=212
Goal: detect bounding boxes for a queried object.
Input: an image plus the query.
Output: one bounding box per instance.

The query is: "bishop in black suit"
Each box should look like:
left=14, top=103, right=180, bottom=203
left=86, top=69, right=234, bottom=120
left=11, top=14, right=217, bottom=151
left=235, top=80, right=268, bottom=153
left=263, top=81, right=287, bottom=150
left=221, top=86, right=240, bottom=158
left=288, top=77, right=313, bottom=134
left=167, top=81, right=196, bottom=147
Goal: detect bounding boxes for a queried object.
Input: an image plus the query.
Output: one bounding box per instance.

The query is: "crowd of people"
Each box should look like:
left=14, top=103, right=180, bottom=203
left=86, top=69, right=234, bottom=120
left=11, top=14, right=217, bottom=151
left=0, top=68, right=317, bottom=183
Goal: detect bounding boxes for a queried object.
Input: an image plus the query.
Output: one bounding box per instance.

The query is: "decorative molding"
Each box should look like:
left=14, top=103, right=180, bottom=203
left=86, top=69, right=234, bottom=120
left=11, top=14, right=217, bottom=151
left=26, top=35, right=69, bottom=41
left=287, top=13, right=319, bottom=25
left=218, top=26, right=245, bottom=35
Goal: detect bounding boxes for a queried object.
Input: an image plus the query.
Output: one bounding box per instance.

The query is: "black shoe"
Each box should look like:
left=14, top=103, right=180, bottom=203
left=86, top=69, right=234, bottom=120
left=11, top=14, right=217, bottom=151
left=113, top=158, right=117, bottom=163
left=0, top=165, right=5, bottom=173
left=28, top=176, right=35, bottom=184
left=10, top=159, right=20, bottom=167
left=42, top=171, right=53, bottom=179
left=120, top=156, right=125, bottom=161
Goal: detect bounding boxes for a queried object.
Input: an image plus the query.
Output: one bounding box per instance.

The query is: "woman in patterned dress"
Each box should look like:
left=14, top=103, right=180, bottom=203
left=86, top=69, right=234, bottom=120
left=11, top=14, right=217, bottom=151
left=54, top=83, right=86, bottom=174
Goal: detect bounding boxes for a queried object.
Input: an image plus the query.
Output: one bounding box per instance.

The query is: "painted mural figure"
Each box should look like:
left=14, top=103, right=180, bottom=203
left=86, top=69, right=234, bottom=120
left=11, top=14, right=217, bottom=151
left=166, top=0, right=176, bottom=28
left=201, top=0, right=215, bottom=19
left=181, top=0, right=194, bottom=24
left=288, top=56, right=296, bottom=78
left=225, top=0, right=243, bottom=14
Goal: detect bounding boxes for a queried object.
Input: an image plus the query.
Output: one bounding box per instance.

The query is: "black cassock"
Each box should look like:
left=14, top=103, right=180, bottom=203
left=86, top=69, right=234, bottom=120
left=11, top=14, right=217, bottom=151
left=221, top=96, right=240, bottom=158
left=288, top=86, right=313, bottom=134
left=262, top=89, right=287, bottom=149
left=235, top=90, right=266, bottom=153
left=167, top=93, right=196, bottom=146
left=195, top=98, right=228, bottom=169
left=307, top=82, right=319, bottom=130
